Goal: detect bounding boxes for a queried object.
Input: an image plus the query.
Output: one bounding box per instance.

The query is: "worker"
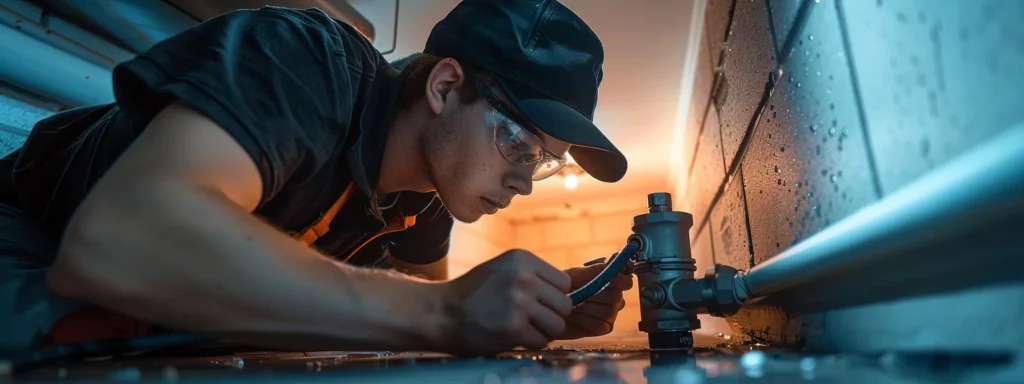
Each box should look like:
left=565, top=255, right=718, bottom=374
left=0, top=0, right=632, bottom=356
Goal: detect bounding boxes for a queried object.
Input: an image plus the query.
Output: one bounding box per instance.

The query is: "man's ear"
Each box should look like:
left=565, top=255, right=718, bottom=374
left=425, top=58, right=466, bottom=115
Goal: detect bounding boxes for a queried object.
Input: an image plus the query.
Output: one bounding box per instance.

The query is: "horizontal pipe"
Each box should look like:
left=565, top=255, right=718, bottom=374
left=743, top=122, right=1024, bottom=310
left=38, top=0, right=198, bottom=54
left=0, top=3, right=116, bottom=106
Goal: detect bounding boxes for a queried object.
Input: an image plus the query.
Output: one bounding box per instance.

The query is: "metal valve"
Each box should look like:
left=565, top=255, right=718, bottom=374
left=629, top=192, right=749, bottom=351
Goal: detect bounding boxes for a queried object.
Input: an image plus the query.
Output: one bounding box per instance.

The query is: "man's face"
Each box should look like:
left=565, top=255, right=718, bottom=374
left=420, top=60, right=570, bottom=223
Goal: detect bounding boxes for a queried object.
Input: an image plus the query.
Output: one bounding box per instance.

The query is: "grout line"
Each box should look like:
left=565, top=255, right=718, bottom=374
left=764, top=0, right=782, bottom=63
left=777, top=0, right=816, bottom=70
left=835, top=0, right=885, bottom=199
left=685, top=100, right=714, bottom=182
left=706, top=211, right=718, bottom=267
left=693, top=0, right=816, bottom=246
left=738, top=168, right=757, bottom=270
left=693, top=72, right=777, bottom=239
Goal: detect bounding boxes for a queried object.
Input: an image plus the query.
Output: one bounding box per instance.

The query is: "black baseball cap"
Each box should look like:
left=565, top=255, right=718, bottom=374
left=424, top=0, right=627, bottom=183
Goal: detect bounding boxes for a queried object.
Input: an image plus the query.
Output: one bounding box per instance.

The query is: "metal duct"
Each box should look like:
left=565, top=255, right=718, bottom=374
left=165, top=0, right=376, bottom=42
left=743, top=122, right=1024, bottom=313
left=33, top=0, right=198, bottom=54
left=0, top=0, right=127, bottom=106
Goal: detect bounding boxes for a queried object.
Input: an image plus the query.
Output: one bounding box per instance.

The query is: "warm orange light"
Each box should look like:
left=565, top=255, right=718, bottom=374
left=564, top=173, right=579, bottom=191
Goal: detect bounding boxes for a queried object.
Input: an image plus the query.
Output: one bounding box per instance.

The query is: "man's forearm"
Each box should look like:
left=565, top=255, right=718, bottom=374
left=388, top=254, right=449, bottom=281
left=50, top=181, right=448, bottom=351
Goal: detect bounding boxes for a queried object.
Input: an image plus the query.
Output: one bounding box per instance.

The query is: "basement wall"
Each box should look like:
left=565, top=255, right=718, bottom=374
left=678, top=0, right=1024, bottom=352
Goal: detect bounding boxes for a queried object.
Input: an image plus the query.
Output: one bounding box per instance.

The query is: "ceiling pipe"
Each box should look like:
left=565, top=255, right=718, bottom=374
left=0, top=1, right=121, bottom=107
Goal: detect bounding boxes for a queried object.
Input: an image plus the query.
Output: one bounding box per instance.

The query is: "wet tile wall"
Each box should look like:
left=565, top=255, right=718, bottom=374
left=682, top=0, right=1024, bottom=348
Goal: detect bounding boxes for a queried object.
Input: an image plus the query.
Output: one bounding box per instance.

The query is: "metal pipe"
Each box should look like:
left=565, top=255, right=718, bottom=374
left=743, top=122, right=1024, bottom=311
left=0, top=3, right=117, bottom=106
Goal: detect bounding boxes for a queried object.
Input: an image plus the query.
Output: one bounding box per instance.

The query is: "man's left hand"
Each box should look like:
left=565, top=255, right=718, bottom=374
left=557, top=261, right=634, bottom=340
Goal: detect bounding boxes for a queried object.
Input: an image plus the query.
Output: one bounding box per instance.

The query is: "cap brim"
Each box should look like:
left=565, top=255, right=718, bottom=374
left=497, top=78, right=627, bottom=183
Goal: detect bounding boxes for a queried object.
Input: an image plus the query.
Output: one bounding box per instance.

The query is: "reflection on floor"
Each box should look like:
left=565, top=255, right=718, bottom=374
left=9, top=334, right=1021, bottom=383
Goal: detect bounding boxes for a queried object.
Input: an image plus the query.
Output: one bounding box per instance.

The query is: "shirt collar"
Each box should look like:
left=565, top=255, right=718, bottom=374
left=345, top=63, right=440, bottom=222
left=346, top=64, right=402, bottom=200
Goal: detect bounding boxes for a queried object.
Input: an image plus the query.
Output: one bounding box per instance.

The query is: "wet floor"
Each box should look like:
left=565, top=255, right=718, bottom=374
left=8, top=340, right=1021, bottom=383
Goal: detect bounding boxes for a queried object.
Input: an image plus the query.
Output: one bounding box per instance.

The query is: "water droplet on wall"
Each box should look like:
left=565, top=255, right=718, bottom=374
left=809, top=35, right=815, bottom=41
left=829, top=127, right=836, bottom=136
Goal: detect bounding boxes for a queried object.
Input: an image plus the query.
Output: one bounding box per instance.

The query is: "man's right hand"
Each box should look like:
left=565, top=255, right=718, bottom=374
left=433, top=249, right=573, bottom=356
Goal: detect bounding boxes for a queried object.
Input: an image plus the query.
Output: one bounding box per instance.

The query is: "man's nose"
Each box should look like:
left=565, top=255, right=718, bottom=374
left=506, top=173, right=533, bottom=196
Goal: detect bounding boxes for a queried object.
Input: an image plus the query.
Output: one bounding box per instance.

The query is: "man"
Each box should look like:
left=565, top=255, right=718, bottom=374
left=0, top=0, right=631, bottom=356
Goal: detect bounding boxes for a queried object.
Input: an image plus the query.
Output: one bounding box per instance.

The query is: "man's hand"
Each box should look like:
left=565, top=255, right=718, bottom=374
left=557, top=261, right=634, bottom=340
left=436, top=249, right=573, bottom=356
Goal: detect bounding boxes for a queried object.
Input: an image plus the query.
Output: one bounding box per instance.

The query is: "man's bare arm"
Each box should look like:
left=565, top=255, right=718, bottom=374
left=388, top=254, right=449, bottom=281
left=48, top=101, right=449, bottom=351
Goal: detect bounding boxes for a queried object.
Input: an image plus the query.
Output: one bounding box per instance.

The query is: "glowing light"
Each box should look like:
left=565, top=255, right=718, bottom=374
left=564, top=173, right=579, bottom=190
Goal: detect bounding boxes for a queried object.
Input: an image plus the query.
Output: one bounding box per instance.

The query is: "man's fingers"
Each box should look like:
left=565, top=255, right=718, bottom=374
left=568, top=263, right=606, bottom=288
left=589, top=289, right=626, bottom=307
left=567, top=312, right=613, bottom=336
left=519, top=324, right=551, bottom=350
left=533, top=263, right=572, bottom=293
left=608, top=273, right=634, bottom=291
left=574, top=301, right=620, bottom=321
left=536, top=279, right=573, bottom=318
left=527, top=300, right=567, bottom=340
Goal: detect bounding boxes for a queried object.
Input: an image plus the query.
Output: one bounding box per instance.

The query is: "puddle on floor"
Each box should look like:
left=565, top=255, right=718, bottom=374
left=9, top=340, right=1020, bottom=383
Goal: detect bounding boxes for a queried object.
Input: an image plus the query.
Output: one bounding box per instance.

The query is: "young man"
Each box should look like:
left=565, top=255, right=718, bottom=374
left=0, top=0, right=632, bottom=356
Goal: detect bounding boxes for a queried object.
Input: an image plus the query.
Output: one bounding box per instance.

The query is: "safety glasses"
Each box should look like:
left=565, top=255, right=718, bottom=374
left=476, top=80, right=568, bottom=181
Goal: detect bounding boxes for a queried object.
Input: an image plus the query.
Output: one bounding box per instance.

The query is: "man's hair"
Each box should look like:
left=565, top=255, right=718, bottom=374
left=396, top=53, right=489, bottom=110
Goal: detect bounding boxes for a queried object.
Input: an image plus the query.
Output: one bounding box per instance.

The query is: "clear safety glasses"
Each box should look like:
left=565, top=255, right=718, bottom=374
left=477, top=80, right=568, bottom=181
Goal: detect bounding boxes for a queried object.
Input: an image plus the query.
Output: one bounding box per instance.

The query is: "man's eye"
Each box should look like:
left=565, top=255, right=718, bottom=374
left=514, top=141, right=533, bottom=153
left=497, top=124, right=517, bottom=140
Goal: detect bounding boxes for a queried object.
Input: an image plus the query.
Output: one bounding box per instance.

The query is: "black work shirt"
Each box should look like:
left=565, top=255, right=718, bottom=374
left=4, top=6, right=453, bottom=266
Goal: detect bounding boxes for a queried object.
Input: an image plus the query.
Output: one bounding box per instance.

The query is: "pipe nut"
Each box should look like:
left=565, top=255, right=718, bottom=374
left=704, top=265, right=744, bottom=317
left=640, top=284, right=667, bottom=308
left=647, top=193, right=672, bottom=212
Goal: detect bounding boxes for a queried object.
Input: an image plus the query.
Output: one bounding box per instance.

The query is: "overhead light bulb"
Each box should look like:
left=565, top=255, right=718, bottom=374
left=564, top=173, right=578, bottom=191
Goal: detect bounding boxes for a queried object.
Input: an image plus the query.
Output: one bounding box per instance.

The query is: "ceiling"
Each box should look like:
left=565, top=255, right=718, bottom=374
left=348, top=0, right=700, bottom=220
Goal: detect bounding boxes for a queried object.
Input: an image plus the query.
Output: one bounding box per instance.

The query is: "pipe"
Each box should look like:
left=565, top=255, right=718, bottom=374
left=0, top=3, right=117, bottom=106
left=742, top=122, right=1024, bottom=311
left=38, top=0, right=199, bottom=54
left=569, top=237, right=640, bottom=307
